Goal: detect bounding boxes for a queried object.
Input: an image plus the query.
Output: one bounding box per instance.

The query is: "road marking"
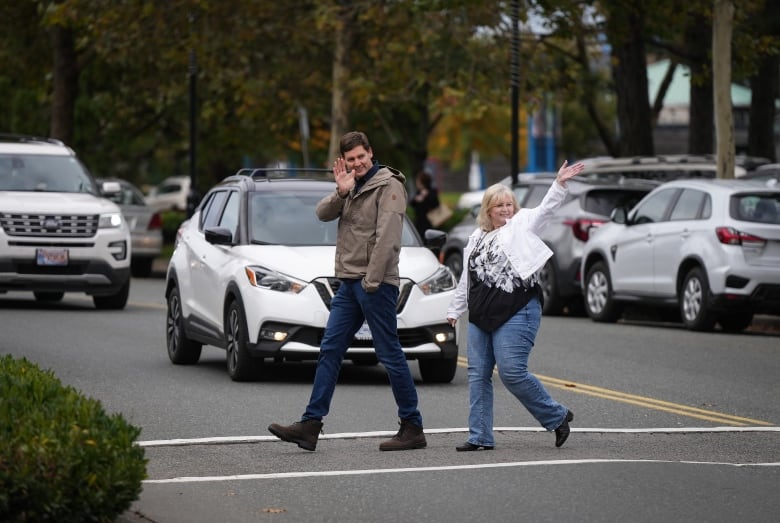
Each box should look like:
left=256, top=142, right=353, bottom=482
left=456, top=356, right=773, bottom=427
left=137, top=426, right=780, bottom=448
left=143, top=458, right=780, bottom=484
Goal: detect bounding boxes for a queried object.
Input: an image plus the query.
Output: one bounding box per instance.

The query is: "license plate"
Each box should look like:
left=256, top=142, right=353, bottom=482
left=354, top=322, right=373, bottom=341
left=36, top=248, right=69, bottom=266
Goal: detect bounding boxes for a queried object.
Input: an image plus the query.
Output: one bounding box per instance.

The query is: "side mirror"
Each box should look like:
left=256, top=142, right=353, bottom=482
left=100, top=181, right=121, bottom=195
left=205, top=226, right=233, bottom=246
left=424, top=229, right=447, bottom=254
left=610, top=207, right=627, bottom=225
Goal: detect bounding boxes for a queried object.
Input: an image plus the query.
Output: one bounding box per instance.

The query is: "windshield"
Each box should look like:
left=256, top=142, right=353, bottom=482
left=249, top=190, right=420, bottom=246
left=0, top=154, right=97, bottom=193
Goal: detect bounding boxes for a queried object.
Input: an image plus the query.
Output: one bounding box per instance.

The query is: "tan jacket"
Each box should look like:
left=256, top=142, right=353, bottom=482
left=316, top=166, right=407, bottom=292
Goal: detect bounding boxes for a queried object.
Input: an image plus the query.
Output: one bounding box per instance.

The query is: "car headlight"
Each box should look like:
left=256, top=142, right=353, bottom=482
left=98, top=212, right=123, bottom=229
left=245, top=266, right=307, bottom=294
left=417, top=265, right=456, bottom=295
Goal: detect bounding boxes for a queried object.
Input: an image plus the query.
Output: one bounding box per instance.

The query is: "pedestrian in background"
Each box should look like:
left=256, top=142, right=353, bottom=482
left=409, top=170, right=439, bottom=237
left=269, top=131, right=426, bottom=452
left=446, top=160, right=584, bottom=450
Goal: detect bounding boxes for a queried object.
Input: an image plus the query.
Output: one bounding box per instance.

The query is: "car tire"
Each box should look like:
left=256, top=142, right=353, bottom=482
left=444, top=251, right=463, bottom=279
left=131, top=258, right=154, bottom=278
left=33, top=291, right=64, bottom=302
left=418, top=357, right=457, bottom=383
left=225, top=300, right=261, bottom=382
left=539, top=258, right=565, bottom=316
left=718, top=311, right=754, bottom=333
left=166, top=285, right=202, bottom=364
left=680, top=267, right=717, bottom=332
left=93, top=279, right=130, bottom=310
left=584, top=261, right=622, bottom=323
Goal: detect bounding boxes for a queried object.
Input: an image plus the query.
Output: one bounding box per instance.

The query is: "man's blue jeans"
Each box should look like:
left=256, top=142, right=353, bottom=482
left=303, top=279, right=423, bottom=427
left=465, top=297, right=567, bottom=446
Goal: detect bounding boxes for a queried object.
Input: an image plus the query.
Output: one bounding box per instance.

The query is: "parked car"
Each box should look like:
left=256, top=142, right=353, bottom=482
left=0, top=135, right=131, bottom=308
left=165, top=168, right=459, bottom=382
left=98, top=177, right=163, bottom=277
left=145, top=175, right=191, bottom=212
left=440, top=174, right=653, bottom=315
left=581, top=179, right=780, bottom=332
left=442, top=155, right=750, bottom=316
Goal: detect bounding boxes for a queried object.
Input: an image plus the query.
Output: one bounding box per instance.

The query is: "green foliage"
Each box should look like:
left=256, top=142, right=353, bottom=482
left=0, top=355, right=147, bottom=523
left=161, top=210, right=187, bottom=244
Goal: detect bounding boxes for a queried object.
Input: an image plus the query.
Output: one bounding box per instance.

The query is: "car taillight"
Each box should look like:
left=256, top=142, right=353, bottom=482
left=564, top=218, right=606, bottom=242
left=148, top=212, right=163, bottom=230
left=715, top=227, right=766, bottom=246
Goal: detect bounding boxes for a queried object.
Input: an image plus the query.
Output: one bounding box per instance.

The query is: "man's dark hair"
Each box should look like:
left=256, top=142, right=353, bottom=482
left=340, top=131, right=371, bottom=155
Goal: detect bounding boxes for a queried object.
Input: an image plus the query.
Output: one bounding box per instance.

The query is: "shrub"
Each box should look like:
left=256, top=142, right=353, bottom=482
left=160, top=210, right=187, bottom=244
left=0, top=355, right=147, bottom=522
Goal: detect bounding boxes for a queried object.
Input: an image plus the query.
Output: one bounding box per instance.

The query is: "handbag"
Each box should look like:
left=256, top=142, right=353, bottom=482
left=426, top=203, right=453, bottom=228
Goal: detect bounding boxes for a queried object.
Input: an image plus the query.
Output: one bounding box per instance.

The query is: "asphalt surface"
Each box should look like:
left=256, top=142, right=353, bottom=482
left=113, top=257, right=779, bottom=523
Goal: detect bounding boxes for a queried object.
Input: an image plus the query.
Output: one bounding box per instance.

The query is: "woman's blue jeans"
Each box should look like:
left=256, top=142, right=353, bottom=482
left=466, top=297, right=567, bottom=446
left=303, top=279, right=423, bottom=427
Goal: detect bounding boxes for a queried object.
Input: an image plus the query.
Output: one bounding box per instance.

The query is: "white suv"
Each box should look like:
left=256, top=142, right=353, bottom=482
left=0, top=135, right=131, bottom=309
left=581, top=179, right=780, bottom=332
left=165, top=169, right=459, bottom=382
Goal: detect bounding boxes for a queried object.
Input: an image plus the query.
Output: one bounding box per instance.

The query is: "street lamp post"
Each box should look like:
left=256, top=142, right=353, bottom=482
left=186, top=16, right=199, bottom=218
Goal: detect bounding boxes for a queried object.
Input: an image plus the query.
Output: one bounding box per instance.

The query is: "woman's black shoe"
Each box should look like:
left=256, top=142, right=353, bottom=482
left=555, top=410, right=574, bottom=448
left=456, top=442, right=494, bottom=452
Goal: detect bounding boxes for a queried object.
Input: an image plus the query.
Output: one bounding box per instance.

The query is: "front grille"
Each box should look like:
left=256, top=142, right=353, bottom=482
left=288, top=326, right=432, bottom=348
left=313, top=277, right=414, bottom=313
left=0, top=213, right=99, bottom=238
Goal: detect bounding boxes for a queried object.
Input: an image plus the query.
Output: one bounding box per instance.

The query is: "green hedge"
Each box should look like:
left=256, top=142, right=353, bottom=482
left=0, top=355, right=147, bottom=522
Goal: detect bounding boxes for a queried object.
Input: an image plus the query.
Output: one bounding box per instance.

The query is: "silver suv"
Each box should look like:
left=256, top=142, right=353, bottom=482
left=0, top=135, right=131, bottom=309
left=581, top=179, right=780, bottom=332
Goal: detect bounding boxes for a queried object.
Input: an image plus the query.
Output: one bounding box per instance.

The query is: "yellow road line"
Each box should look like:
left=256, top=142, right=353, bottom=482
left=456, top=356, right=773, bottom=427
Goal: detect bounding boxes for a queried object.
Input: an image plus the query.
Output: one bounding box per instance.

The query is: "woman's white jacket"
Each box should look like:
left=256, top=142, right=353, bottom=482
left=446, top=181, right=568, bottom=321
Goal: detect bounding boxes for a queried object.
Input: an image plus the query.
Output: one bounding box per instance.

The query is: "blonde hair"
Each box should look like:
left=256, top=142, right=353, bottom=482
left=477, top=183, right=519, bottom=232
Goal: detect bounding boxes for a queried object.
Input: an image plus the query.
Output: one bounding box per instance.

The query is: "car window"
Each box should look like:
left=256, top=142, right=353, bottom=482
left=522, top=185, right=552, bottom=208
left=582, top=189, right=649, bottom=216
left=669, top=189, right=707, bottom=221
left=631, top=188, right=677, bottom=224
left=158, top=183, right=182, bottom=195
left=218, top=191, right=240, bottom=238
left=732, top=193, right=780, bottom=224
left=0, top=154, right=96, bottom=193
left=200, top=190, right=228, bottom=230
left=250, top=191, right=338, bottom=245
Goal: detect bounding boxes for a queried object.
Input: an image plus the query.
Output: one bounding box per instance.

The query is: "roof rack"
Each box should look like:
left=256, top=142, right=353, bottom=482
left=0, top=134, right=65, bottom=146
left=234, top=167, right=333, bottom=179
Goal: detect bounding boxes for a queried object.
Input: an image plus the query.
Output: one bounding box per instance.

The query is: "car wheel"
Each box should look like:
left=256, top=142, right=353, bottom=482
left=131, top=258, right=154, bottom=278
left=718, top=311, right=753, bottom=333
left=93, top=279, right=130, bottom=310
left=444, top=251, right=463, bottom=279
left=166, top=285, right=202, bottom=364
left=539, top=258, right=565, bottom=316
left=584, top=261, right=622, bottom=322
left=225, top=300, right=261, bottom=381
left=418, top=357, right=457, bottom=383
left=680, top=267, right=717, bottom=332
left=33, top=291, right=64, bottom=302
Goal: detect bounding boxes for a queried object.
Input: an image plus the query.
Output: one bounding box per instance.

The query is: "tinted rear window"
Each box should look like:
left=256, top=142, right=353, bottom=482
left=582, top=189, right=649, bottom=216
left=732, top=193, right=780, bottom=224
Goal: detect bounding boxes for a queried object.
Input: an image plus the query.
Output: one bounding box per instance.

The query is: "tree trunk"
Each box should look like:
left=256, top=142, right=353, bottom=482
left=50, top=24, right=78, bottom=145
left=713, top=0, right=735, bottom=179
left=607, top=5, right=654, bottom=156
left=685, top=15, right=714, bottom=154
left=328, top=6, right=356, bottom=166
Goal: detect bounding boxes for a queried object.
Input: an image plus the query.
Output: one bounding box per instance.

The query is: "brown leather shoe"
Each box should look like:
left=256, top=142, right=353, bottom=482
left=268, top=419, right=323, bottom=451
left=379, top=419, right=427, bottom=451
